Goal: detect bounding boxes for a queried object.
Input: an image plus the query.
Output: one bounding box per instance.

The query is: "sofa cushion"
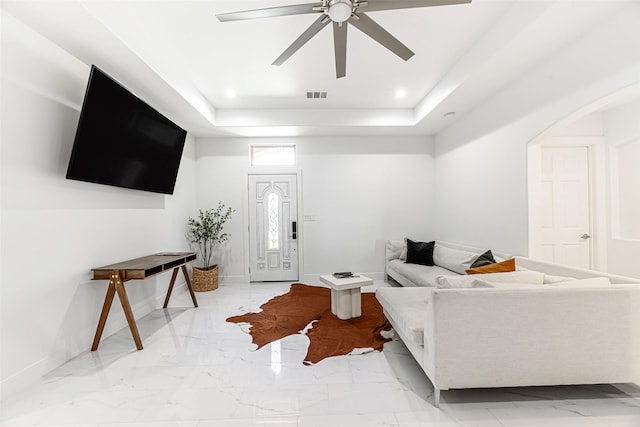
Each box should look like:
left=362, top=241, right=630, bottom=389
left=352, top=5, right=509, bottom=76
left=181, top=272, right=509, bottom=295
left=466, top=258, right=516, bottom=274
left=405, top=238, right=435, bottom=266
left=376, top=287, right=429, bottom=346
left=435, top=270, right=546, bottom=288
left=388, top=259, right=455, bottom=287
left=433, top=244, right=480, bottom=274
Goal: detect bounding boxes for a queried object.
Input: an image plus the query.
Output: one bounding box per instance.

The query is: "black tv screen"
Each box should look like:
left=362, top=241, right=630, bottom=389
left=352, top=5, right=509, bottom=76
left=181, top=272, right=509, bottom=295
left=66, top=65, right=187, bottom=195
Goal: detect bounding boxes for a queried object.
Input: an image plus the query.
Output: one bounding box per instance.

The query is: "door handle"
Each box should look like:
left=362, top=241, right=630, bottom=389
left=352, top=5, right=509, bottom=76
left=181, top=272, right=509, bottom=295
left=291, top=221, right=297, bottom=240
left=581, top=233, right=591, bottom=240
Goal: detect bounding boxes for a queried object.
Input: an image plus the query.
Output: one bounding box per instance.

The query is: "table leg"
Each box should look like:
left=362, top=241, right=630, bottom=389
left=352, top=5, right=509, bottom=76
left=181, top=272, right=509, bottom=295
left=331, top=289, right=338, bottom=315
left=333, top=289, right=354, bottom=320
left=162, top=267, right=180, bottom=308
left=329, top=287, right=363, bottom=320
left=350, top=288, right=362, bottom=318
left=163, top=266, right=198, bottom=308
left=182, top=265, right=198, bottom=308
left=91, top=278, right=117, bottom=351
left=114, top=273, right=143, bottom=350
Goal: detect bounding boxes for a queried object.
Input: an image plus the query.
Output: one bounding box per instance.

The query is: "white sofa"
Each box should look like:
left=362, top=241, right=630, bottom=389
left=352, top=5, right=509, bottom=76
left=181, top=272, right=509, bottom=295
left=377, top=239, right=640, bottom=407
left=385, top=239, right=513, bottom=287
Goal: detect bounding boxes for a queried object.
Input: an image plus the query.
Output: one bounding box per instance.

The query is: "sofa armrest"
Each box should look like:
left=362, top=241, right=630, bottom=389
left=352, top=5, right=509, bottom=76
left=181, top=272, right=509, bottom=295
left=424, top=285, right=640, bottom=390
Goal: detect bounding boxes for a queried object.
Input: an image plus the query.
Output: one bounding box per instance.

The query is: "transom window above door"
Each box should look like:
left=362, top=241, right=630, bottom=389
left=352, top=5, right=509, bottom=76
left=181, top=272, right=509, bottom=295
left=250, top=144, right=296, bottom=166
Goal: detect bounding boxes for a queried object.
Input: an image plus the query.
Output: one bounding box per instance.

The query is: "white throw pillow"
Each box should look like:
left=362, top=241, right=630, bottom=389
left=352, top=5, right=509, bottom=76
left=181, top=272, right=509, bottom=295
left=477, top=270, right=546, bottom=284
left=543, top=274, right=578, bottom=284
left=433, top=244, right=479, bottom=274
left=471, top=279, right=542, bottom=289
left=386, top=239, right=405, bottom=261
left=435, top=270, right=545, bottom=289
left=435, top=275, right=473, bottom=289
left=470, top=279, right=493, bottom=288
left=547, top=277, right=611, bottom=287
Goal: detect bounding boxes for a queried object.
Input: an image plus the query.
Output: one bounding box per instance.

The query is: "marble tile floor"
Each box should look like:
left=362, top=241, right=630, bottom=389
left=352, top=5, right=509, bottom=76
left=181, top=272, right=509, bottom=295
left=1, top=280, right=639, bottom=427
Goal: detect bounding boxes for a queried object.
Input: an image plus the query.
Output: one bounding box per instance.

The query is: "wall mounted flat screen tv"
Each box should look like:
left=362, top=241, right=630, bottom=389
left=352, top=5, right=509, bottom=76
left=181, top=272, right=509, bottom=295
left=66, top=65, right=187, bottom=195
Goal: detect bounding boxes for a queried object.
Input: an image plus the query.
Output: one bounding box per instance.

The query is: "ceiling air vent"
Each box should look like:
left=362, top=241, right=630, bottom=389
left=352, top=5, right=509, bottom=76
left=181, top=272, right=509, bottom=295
left=306, top=91, right=327, bottom=99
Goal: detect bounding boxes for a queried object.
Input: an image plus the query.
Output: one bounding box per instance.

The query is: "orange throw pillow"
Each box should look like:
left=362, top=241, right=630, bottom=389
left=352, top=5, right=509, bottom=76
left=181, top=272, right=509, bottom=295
left=466, top=258, right=516, bottom=274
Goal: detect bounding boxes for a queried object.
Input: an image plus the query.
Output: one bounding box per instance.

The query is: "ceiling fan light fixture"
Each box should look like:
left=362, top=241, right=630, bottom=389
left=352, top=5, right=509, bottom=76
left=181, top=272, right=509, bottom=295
left=328, top=0, right=353, bottom=23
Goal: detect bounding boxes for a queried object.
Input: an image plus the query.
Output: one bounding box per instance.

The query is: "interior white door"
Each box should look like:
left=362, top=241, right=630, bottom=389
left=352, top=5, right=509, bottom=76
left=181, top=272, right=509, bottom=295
left=538, top=146, right=591, bottom=268
left=248, top=174, right=299, bottom=282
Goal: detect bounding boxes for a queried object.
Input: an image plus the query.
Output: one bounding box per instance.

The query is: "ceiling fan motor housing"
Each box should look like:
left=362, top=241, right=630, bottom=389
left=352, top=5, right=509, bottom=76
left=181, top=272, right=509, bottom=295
left=328, top=0, right=353, bottom=23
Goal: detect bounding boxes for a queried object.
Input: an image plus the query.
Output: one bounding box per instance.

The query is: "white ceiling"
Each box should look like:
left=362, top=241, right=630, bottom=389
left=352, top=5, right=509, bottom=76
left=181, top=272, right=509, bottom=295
left=2, top=0, right=637, bottom=137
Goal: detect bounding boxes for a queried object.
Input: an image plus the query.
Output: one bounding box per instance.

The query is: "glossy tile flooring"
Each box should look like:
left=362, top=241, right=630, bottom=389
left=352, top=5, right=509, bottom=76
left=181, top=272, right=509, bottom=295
left=1, top=280, right=639, bottom=427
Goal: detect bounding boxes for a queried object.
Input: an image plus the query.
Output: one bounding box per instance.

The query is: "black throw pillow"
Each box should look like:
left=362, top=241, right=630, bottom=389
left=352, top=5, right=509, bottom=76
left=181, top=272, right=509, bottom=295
left=470, top=250, right=496, bottom=268
left=405, top=238, right=435, bottom=266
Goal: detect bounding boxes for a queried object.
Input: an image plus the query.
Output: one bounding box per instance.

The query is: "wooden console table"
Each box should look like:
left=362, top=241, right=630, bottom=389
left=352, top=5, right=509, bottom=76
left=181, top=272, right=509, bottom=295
left=91, top=252, right=198, bottom=351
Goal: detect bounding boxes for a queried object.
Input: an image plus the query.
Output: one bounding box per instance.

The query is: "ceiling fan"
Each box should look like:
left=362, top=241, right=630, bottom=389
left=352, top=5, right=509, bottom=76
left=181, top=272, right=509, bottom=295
left=216, top=0, right=472, bottom=78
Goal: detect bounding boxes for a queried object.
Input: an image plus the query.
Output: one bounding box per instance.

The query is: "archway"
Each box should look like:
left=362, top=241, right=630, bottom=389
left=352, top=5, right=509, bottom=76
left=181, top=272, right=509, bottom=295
left=528, top=84, right=640, bottom=278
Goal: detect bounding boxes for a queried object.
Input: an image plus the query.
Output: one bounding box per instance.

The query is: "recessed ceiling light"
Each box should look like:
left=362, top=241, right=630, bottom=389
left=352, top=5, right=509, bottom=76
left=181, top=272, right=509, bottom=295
left=444, top=111, right=456, bottom=117
left=225, top=89, right=237, bottom=99
left=395, top=88, right=407, bottom=99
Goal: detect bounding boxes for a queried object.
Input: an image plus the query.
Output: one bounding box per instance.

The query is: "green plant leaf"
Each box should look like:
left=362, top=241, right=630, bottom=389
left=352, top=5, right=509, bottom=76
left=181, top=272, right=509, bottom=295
left=187, top=201, right=236, bottom=268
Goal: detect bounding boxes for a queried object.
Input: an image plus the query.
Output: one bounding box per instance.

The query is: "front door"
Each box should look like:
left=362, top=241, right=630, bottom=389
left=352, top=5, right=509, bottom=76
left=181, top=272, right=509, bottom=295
left=248, top=174, right=299, bottom=282
left=538, top=146, right=592, bottom=268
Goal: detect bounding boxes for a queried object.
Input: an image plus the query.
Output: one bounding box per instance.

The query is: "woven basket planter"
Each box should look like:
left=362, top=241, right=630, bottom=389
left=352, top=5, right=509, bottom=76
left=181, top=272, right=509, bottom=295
left=193, top=265, right=218, bottom=292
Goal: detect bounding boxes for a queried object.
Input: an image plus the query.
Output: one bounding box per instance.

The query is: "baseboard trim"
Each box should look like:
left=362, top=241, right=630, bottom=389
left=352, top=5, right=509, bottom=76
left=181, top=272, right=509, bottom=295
left=217, top=273, right=387, bottom=284
left=218, top=274, right=246, bottom=283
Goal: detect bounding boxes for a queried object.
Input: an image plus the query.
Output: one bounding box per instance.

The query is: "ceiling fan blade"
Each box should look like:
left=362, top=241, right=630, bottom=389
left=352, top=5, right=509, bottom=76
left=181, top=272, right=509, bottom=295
left=349, top=13, right=414, bottom=61
left=333, top=23, right=348, bottom=78
left=216, top=3, right=321, bottom=22
left=273, top=15, right=331, bottom=66
left=361, top=0, right=471, bottom=12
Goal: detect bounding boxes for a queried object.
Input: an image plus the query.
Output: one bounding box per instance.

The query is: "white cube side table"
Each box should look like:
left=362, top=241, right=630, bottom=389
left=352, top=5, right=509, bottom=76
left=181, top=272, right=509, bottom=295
left=319, top=274, right=373, bottom=320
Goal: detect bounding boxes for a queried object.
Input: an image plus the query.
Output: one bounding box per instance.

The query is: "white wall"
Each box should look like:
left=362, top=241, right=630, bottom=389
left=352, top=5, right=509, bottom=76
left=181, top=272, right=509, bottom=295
left=0, top=11, right=197, bottom=398
left=433, top=2, right=640, bottom=256
left=604, top=101, right=640, bottom=278
left=196, top=136, right=435, bottom=282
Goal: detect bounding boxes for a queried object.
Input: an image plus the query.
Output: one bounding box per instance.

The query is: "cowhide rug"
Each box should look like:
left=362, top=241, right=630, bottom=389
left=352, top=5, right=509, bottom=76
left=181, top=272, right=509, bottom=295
left=227, top=283, right=392, bottom=365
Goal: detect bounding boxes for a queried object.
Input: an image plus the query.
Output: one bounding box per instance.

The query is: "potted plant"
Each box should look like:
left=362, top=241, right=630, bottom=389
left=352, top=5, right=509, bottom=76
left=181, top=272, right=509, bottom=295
left=187, top=202, right=235, bottom=291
